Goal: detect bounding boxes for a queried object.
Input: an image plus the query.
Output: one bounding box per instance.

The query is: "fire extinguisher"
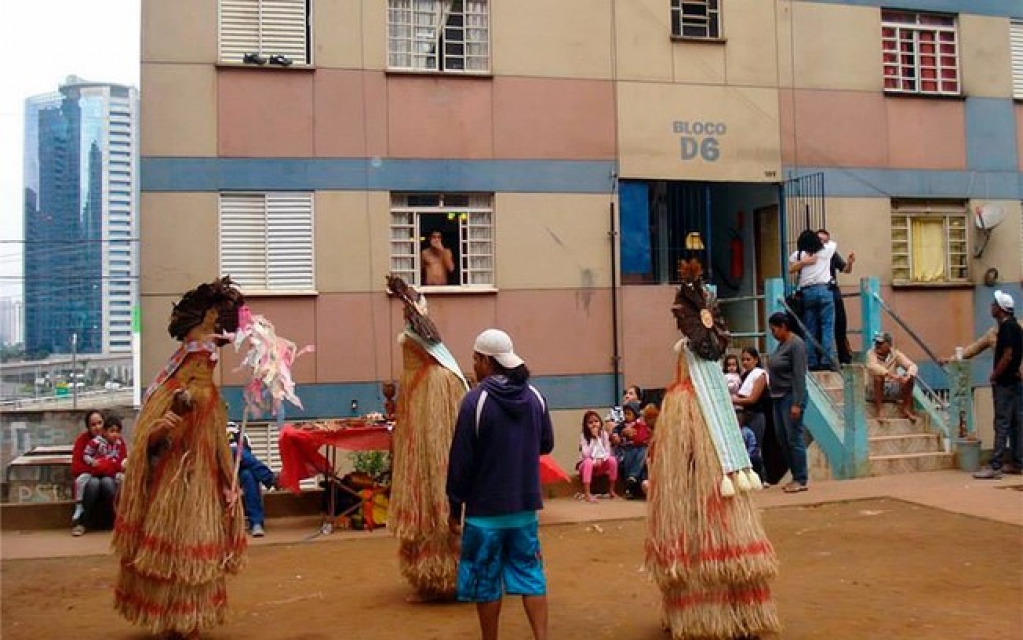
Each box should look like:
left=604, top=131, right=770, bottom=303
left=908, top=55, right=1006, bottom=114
left=729, top=232, right=744, bottom=281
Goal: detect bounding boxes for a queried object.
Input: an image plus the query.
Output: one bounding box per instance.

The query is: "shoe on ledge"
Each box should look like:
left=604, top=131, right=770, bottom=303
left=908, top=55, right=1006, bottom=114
left=251, top=523, right=265, bottom=537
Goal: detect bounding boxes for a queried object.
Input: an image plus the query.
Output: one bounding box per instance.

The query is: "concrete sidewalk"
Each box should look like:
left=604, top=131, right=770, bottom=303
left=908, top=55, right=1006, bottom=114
left=3, top=470, right=1020, bottom=561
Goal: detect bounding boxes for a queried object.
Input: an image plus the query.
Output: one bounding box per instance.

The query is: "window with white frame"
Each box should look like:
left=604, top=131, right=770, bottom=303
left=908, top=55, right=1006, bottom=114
left=881, top=10, right=959, bottom=96
left=890, top=200, right=968, bottom=285
left=671, top=0, right=721, bottom=39
left=219, top=0, right=310, bottom=65
left=219, top=193, right=315, bottom=292
left=387, top=0, right=490, bottom=73
left=390, top=193, right=493, bottom=288
left=1011, top=19, right=1023, bottom=100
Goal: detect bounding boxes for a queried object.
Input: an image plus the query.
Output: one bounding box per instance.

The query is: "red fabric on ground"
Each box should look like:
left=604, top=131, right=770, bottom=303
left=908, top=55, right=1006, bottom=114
left=539, top=455, right=570, bottom=484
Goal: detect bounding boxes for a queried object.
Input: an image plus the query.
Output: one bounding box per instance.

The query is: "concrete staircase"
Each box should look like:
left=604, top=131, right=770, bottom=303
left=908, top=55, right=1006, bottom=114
left=811, top=370, right=954, bottom=477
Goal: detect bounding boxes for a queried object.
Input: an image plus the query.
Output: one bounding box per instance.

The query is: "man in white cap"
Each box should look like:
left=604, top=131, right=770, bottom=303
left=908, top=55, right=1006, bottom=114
left=974, top=290, right=1022, bottom=478
left=446, top=328, right=554, bottom=640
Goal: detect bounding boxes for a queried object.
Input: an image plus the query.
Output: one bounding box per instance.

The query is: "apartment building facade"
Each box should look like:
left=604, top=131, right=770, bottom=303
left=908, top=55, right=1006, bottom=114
left=139, top=0, right=1022, bottom=443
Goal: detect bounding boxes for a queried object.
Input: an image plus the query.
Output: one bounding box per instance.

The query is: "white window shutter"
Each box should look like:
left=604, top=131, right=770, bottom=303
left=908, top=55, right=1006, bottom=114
left=219, top=0, right=308, bottom=64
left=221, top=194, right=270, bottom=290
left=1011, top=19, right=1023, bottom=100
left=261, top=0, right=309, bottom=64
left=266, top=193, right=314, bottom=290
left=220, top=0, right=261, bottom=63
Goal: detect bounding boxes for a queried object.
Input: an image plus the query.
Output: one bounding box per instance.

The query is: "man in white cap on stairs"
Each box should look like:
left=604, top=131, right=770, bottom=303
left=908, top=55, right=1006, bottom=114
left=974, top=290, right=1022, bottom=479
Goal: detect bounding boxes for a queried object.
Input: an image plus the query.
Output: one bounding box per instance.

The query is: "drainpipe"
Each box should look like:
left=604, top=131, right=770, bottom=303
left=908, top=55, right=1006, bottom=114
left=609, top=201, right=621, bottom=401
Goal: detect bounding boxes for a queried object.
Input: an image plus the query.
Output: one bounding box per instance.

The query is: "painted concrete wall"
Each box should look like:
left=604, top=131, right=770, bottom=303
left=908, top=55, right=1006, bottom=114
left=137, top=0, right=1022, bottom=421
left=617, top=82, right=781, bottom=181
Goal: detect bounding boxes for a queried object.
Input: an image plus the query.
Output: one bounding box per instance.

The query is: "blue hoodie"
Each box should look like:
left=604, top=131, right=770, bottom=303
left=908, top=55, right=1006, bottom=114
left=446, top=375, right=555, bottom=518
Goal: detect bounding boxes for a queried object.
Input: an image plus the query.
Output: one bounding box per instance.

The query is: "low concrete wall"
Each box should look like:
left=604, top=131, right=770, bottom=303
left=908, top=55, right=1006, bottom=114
left=1, top=406, right=137, bottom=471
left=1, top=489, right=323, bottom=531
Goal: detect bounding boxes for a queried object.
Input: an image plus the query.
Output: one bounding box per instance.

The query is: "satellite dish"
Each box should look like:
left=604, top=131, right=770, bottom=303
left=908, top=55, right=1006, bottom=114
left=972, top=203, right=1006, bottom=258
left=974, top=203, right=1006, bottom=230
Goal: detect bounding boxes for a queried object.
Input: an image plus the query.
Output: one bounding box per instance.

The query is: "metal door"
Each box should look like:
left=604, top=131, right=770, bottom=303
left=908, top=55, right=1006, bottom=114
left=780, top=172, right=827, bottom=287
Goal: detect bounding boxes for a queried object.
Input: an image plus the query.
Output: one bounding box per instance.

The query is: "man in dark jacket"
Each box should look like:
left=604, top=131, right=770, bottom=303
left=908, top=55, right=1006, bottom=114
left=447, top=328, right=554, bottom=640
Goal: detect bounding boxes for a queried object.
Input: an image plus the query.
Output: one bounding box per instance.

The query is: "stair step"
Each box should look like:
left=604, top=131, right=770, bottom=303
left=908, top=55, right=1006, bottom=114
left=811, top=371, right=844, bottom=387
left=868, top=419, right=930, bottom=436
left=869, top=433, right=944, bottom=456
left=869, top=452, right=955, bottom=476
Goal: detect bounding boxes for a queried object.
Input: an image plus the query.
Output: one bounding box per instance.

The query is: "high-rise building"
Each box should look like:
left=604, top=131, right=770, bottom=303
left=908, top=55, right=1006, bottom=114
left=23, top=76, right=138, bottom=356
left=0, top=297, right=23, bottom=346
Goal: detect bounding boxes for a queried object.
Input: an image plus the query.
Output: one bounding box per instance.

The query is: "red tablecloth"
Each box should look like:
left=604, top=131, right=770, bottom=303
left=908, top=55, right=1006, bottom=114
left=277, top=423, right=392, bottom=494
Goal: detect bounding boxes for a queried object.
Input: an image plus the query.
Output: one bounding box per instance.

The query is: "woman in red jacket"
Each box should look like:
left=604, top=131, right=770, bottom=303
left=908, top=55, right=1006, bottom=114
left=70, top=410, right=117, bottom=536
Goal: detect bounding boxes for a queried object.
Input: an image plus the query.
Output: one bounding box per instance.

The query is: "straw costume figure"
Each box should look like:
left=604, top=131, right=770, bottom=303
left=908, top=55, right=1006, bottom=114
left=646, top=260, right=780, bottom=639
left=112, top=277, right=248, bottom=638
left=385, top=275, right=469, bottom=600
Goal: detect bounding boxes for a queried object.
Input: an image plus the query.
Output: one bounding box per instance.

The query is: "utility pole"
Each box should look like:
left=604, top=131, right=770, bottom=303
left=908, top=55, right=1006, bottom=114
left=71, top=332, right=78, bottom=410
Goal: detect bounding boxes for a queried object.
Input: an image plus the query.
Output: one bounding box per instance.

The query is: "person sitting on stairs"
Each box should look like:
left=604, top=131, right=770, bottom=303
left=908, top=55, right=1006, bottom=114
left=866, top=331, right=918, bottom=422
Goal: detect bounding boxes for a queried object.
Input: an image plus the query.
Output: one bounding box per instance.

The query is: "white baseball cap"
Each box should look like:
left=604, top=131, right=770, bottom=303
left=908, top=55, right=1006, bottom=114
left=473, top=328, right=525, bottom=369
left=994, top=290, right=1015, bottom=312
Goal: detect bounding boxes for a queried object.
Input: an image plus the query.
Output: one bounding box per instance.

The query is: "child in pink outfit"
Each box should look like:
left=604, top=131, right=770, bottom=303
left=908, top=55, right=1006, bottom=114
left=578, top=410, right=618, bottom=502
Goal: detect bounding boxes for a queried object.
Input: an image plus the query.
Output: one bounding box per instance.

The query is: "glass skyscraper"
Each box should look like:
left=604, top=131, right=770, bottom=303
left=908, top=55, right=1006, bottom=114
left=23, top=76, right=138, bottom=355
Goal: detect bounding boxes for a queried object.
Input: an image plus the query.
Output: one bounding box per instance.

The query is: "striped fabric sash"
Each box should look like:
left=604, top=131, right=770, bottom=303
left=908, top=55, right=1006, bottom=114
left=684, top=346, right=752, bottom=476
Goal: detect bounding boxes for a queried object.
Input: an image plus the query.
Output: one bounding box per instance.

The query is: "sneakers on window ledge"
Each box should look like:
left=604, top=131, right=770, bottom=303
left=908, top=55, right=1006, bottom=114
left=251, top=523, right=265, bottom=537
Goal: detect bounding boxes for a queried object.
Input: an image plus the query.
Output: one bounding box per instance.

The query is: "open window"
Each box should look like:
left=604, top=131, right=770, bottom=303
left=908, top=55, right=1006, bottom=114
left=387, top=0, right=490, bottom=73
left=390, top=193, right=494, bottom=289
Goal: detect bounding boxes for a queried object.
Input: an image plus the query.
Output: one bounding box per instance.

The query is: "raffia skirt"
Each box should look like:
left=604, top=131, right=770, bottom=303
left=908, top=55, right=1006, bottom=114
left=646, top=352, right=781, bottom=639
left=387, top=340, right=465, bottom=598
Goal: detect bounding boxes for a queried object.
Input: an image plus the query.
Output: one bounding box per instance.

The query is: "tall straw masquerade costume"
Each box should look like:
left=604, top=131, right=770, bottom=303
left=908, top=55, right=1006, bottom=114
left=112, top=277, right=248, bottom=636
left=646, top=260, right=780, bottom=639
left=385, top=275, right=469, bottom=599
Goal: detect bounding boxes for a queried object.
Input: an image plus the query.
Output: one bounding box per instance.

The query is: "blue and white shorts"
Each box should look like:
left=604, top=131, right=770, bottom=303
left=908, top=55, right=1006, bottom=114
left=457, top=518, right=546, bottom=602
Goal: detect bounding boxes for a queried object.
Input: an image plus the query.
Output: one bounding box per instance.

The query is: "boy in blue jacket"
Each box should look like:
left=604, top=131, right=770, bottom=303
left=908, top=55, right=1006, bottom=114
left=447, top=328, right=555, bottom=640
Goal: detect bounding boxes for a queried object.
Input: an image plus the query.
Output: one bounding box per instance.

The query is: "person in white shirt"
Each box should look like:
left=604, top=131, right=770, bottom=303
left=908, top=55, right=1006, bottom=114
left=578, top=410, right=619, bottom=502
left=789, top=229, right=837, bottom=371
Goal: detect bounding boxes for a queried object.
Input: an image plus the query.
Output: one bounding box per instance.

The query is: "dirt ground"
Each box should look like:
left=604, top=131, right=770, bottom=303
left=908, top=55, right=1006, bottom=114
left=2, top=498, right=1021, bottom=640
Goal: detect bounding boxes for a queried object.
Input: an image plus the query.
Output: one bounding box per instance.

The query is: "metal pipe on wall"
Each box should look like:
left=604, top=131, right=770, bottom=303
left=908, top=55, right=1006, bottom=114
left=609, top=200, right=621, bottom=402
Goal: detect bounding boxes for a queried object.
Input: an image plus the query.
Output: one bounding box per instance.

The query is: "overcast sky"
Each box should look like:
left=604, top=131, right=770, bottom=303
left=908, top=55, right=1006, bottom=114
left=0, top=0, right=140, bottom=300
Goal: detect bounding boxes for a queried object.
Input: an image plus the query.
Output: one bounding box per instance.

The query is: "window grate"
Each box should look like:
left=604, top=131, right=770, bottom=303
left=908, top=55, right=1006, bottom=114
left=890, top=201, right=968, bottom=285
left=1011, top=19, right=1023, bottom=99
left=882, top=11, right=959, bottom=96
left=671, top=0, right=721, bottom=39
left=388, top=0, right=490, bottom=73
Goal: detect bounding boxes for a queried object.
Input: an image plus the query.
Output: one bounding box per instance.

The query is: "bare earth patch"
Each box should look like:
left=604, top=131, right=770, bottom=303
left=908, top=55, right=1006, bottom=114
left=2, top=498, right=1021, bottom=639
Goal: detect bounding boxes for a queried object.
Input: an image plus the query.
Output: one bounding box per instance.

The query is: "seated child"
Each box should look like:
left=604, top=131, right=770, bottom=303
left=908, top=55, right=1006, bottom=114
left=611, top=401, right=650, bottom=499
left=737, top=409, right=764, bottom=483
left=83, top=415, right=128, bottom=481
left=578, top=410, right=618, bottom=502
